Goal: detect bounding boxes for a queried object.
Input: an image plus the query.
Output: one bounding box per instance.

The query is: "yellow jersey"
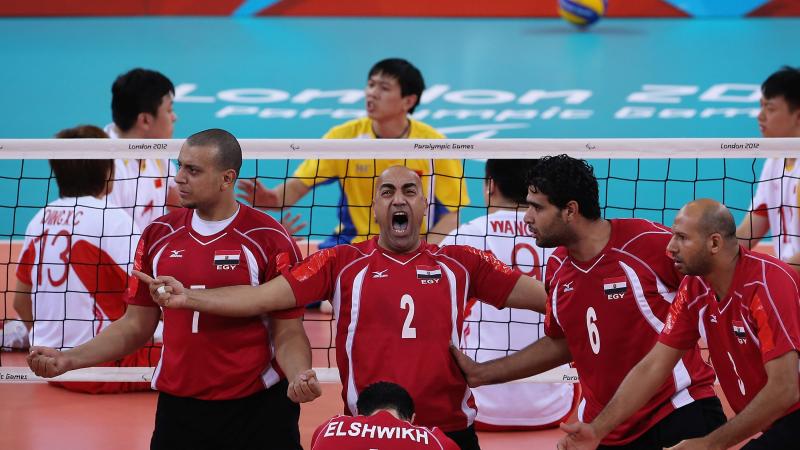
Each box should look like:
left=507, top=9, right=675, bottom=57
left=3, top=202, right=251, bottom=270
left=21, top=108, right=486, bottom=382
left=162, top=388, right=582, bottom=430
left=293, top=117, right=470, bottom=247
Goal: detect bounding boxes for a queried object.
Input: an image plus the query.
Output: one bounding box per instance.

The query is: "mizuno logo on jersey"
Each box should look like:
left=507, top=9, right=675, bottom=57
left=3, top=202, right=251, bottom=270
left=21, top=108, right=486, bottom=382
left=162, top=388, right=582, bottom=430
left=732, top=320, right=747, bottom=344
left=603, top=276, right=627, bottom=300
left=170, top=250, right=184, bottom=258
left=372, top=269, right=389, bottom=279
left=214, top=250, right=241, bottom=270
left=563, top=281, right=574, bottom=293
left=416, top=265, right=441, bottom=284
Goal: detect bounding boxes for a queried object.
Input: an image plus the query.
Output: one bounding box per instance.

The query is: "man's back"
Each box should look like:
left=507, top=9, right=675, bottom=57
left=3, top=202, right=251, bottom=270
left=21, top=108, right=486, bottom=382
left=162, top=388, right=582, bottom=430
left=17, top=195, right=137, bottom=349
left=312, top=411, right=459, bottom=450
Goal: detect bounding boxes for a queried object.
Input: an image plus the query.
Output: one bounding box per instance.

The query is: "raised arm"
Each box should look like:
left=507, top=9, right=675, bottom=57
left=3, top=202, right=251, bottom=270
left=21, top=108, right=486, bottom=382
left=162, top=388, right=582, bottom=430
left=503, top=275, right=547, bottom=314
left=134, top=270, right=298, bottom=317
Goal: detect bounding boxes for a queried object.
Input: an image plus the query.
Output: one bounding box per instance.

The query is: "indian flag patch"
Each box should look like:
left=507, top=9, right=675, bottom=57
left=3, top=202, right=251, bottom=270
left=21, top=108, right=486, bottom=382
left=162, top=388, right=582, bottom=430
left=416, top=265, right=442, bottom=280
left=603, top=276, right=627, bottom=300
left=214, top=250, right=241, bottom=269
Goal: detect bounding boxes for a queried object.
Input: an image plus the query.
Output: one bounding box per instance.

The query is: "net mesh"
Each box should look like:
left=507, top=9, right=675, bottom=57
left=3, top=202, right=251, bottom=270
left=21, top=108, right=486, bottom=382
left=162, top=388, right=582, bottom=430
left=0, top=137, right=797, bottom=383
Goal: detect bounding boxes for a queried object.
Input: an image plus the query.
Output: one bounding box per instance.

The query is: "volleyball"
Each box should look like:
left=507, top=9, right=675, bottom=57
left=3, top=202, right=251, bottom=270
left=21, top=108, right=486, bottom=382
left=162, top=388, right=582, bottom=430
left=558, top=0, right=607, bottom=28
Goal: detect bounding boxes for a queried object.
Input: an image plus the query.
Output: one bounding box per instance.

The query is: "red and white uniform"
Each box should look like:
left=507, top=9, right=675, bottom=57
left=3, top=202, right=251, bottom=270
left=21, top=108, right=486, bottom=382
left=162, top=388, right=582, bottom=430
left=750, top=158, right=800, bottom=261
left=660, top=246, right=800, bottom=417
left=311, top=411, right=460, bottom=450
left=283, top=237, right=523, bottom=431
left=105, top=123, right=177, bottom=233
left=544, top=218, right=717, bottom=446
left=441, top=210, right=575, bottom=429
left=17, top=196, right=139, bottom=349
left=128, top=205, right=302, bottom=400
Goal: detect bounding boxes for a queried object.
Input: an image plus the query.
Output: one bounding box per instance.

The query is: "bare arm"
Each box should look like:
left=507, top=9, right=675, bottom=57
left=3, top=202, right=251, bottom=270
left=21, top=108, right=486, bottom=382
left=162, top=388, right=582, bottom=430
left=271, top=317, right=321, bottom=403
left=134, top=271, right=298, bottom=317
left=27, top=305, right=161, bottom=377
left=503, top=275, right=547, bottom=314
left=426, top=210, right=460, bottom=245
left=737, top=212, right=769, bottom=250
left=12, top=280, right=33, bottom=331
left=679, top=350, right=800, bottom=450
left=451, top=335, right=572, bottom=387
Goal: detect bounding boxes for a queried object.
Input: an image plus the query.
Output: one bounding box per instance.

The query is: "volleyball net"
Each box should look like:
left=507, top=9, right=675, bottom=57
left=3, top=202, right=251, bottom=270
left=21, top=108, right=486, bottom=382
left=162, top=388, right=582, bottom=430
left=0, top=137, right=797, bottom=384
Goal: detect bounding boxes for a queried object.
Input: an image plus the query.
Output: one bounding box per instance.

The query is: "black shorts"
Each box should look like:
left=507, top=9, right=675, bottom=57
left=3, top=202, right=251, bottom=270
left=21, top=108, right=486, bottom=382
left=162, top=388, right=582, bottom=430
left=444, top=425, right=481, bottom=450
left=741, top=407, right=800, bottom=450
left=150, top=379, right=301, bottom=450
left=598, top=397, right=726, bottom=450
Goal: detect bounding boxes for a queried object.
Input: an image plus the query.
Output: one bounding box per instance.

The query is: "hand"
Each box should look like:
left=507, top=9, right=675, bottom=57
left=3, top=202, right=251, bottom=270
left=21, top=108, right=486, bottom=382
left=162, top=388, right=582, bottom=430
left=133, top=270, right=188, bottom=309
left=666, top=437, right=716, bottom=450
left=557, top=421, right=602, bottom=450
left=237, top=179, right=281, bottom=209
left=287, top=369, right=322, bottom=403
left=448, top=345, right=486, bottom=387
left=281, top=211, right=307, bottom=237
left=27, top=346, right=72, bottom=378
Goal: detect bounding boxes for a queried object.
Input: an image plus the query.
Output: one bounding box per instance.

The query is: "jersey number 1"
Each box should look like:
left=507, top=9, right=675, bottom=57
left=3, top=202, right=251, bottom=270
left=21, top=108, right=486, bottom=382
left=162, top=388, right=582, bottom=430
left=400, top=294, right=417, bottom=339
left=190, top=285, right=205, bottom=333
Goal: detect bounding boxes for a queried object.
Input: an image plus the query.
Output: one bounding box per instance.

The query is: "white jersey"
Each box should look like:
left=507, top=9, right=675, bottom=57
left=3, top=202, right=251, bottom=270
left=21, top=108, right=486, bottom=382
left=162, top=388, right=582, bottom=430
left=751, top=158, right=800, bottom=261
left=440, top=209, right=575, bottom=428
left=104, top=123, right=177, bottom=233
left=16, top=196, right=140, bottom=349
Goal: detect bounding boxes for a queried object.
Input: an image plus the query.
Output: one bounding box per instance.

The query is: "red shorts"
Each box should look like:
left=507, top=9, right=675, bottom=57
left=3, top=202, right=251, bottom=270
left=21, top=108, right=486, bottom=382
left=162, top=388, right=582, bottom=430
left=50, top=344, right=162, bottom=394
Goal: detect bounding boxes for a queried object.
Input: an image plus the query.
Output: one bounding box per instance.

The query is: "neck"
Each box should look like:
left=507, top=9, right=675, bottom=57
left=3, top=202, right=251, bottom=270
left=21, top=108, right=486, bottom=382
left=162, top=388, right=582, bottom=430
left=566, top=218, right=611, bottom=262
left=195, top=198, right=239, bottom=221
left=373, top=116, right=410, bottom=139
left=116, top=127, right=146, bottom=139
left=706, top=247, right=740, bottom=299
left=377, top=236, right=422, bottom=254
left=486, top=196, right=520, bottom=214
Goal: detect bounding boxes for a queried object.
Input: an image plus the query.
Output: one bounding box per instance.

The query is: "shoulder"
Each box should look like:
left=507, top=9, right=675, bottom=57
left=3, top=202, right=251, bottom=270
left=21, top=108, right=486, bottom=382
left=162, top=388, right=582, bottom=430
left=409, top=119, right=444, bottom=138
left=743, top=248, right=800, bottom=288
left=612, top=218, right=672, bottom=250
left=141, top=209, right=189, bottom=241
left=324, top=118, right=371, bottom=139
left=236, top=206, right=298, bottom=249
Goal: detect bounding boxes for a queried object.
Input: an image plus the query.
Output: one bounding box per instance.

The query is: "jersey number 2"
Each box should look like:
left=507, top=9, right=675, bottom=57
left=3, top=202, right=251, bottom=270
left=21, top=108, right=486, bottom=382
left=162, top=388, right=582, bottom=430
left=400, top=294, right=417, bottom=339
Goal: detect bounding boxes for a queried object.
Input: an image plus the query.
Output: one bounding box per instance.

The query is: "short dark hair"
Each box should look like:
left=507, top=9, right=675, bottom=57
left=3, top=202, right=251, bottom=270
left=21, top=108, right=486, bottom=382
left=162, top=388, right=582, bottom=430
left=527, top=154, right=601, bottom=220
left=369, top=58, right=425, bottom=114
left=762, top=66, right=800, bottom=112
left=486, top=159, right=537, bottom=204
left=185, top=128, right=242, bottom=177
left=356, top=382, right=415, bottom=421
left=51, top=125, right=113, bottom=198
left=111, top=68, right=175, bottom=132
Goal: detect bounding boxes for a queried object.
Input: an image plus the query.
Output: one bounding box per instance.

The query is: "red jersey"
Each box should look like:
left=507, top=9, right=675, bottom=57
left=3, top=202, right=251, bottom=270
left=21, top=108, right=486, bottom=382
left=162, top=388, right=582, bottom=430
left=660, top=246, right=800, bottom=418
left=311, top=411, right=460, bottom=450
left=128, top=205, right=302, bottom=400
left=544, top=219, right=717, bottom=445
left=283, top=237, right=522, bottom=431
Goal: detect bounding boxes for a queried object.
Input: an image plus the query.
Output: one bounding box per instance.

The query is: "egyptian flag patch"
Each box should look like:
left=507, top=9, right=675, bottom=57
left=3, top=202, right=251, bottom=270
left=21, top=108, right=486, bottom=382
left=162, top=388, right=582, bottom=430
left=732, top=320, right=747, bottom=344
left=416, top=265, right=442, bottom=280
left=214, top=250, right=241, bottom=270
left=603, top=276, right=627, bottom=300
